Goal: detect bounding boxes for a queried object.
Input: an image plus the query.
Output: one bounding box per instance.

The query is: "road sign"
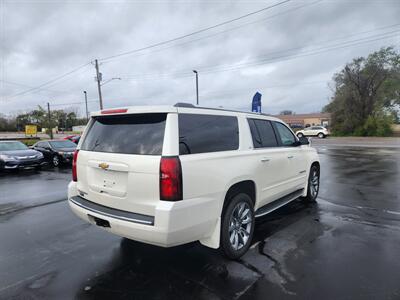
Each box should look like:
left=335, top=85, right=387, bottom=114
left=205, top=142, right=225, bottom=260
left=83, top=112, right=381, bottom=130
left=25, top=125, right=37, bottom=136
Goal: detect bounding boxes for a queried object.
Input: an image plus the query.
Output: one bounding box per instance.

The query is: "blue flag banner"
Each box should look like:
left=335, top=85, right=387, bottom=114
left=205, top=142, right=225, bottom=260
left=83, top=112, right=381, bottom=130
left=252, top=92, right=262, bottom=113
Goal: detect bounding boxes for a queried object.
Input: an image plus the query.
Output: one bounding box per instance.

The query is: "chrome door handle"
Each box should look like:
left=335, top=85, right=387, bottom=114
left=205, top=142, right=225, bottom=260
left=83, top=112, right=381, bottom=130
left=287, top=155, right=294, bottom=159
left=261, top=158, right=270, bottom=162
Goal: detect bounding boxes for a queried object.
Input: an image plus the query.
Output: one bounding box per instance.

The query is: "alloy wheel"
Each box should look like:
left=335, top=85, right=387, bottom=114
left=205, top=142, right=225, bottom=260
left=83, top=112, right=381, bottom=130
left=53, top=156, right=59, bottom=167
left=309, top=168, right=319, bottom=199
left=228, top=202, right=252, bottom=250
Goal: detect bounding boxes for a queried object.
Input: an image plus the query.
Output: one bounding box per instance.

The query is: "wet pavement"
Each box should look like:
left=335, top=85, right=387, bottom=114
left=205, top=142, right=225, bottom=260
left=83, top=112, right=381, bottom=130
left=0, top=167, right=71, bottom=215
left=0, top=145, right=399, bottom=299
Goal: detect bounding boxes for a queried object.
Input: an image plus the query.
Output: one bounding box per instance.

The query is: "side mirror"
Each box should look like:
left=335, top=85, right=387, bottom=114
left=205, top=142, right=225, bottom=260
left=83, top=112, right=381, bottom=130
left=299, top=136, right=310, bottom=145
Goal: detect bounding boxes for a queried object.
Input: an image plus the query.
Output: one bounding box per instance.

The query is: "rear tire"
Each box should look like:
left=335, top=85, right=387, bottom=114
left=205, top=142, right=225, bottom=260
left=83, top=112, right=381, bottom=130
left=317, top=132, right=325, bottom=138
left=220, top=193, right=255, bottom=260
left=302, top=165, right=320, bottom=203
left=297, top=132, right=304, bottom=138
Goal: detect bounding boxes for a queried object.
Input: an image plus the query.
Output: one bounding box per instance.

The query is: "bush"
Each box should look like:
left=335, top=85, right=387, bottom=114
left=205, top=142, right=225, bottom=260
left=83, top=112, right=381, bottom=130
left=376, top=116, right=393, bottom=136
left=354, top=115, right=393, bottom=137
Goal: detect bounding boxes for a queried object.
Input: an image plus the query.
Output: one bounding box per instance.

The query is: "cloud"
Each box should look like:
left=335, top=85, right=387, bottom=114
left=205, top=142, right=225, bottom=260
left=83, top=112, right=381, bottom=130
left=1, top=0, right=399, bottom=116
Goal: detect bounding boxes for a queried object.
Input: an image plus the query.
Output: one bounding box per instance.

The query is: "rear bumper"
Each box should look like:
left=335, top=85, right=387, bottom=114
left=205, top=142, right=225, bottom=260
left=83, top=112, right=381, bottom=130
left=59, top=153, right=74, bottom=164
left=70, top=196, right=154, bottom=225
left=68, top=182, right=219, bottom=247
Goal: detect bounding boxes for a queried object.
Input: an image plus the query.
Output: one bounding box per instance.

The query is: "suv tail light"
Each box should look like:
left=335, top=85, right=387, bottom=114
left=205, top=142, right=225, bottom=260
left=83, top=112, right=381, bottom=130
left=72, top=150, right=79, bottom=182
left=160, top=156, right=182, bottom=201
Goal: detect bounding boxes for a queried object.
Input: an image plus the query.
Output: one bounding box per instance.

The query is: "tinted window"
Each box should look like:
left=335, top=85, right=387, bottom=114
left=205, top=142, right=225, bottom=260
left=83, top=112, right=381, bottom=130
left=179, top=114, right=238, bottom=155
left=274, top=122, right=296, bottom=146
left=248, top=119, right=278, bottom=148
left=248, top=119, right=262, bottom=148
left=81, top=113, right=167, bottom=155
left=49, top=140, right=77, bottom=149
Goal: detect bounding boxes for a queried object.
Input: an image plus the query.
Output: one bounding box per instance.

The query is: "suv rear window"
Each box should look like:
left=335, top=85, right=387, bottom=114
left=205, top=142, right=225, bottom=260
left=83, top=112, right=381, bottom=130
left=81, top=113, right=167, bottom=155
left=179, top=114, right=239, bottom=155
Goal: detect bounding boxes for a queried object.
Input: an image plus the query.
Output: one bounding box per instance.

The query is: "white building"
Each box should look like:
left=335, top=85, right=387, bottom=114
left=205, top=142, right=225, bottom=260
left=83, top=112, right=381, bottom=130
left=72, top=125, right=86, bottom=133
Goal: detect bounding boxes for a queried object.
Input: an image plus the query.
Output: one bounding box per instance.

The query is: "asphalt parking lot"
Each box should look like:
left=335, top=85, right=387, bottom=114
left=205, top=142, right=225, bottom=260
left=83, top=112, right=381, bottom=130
left=1, top=141, right=399, bottom=299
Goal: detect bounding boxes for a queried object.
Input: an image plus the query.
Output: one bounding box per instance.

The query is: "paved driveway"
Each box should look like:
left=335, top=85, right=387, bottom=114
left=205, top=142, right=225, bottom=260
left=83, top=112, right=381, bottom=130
left=0, top=144, right=399, bottom=299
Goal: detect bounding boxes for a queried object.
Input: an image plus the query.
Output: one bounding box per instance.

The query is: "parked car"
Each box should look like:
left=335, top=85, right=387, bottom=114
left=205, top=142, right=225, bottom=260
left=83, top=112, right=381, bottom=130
left=296, top=126, right=329, bottom=138
left=68, top=104, right=320, bottom=259
left=33, top=140, right=77, bottom=167
left=0, top=140, right=45, bottom=170
left=64, top=135, right=81, bottom=144
left=64, top=135, right=76, bottom=140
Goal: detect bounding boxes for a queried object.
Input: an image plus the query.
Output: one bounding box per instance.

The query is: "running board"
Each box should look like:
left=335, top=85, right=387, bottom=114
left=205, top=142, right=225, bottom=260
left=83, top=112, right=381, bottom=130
left=254, top=188, right=304, bottom=218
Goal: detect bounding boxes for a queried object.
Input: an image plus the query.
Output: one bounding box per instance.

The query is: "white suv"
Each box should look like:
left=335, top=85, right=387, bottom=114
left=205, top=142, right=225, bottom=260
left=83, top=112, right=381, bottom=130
left=296, top=126, right=329, bottom=139
left=68, top=104, right=320, bottom=259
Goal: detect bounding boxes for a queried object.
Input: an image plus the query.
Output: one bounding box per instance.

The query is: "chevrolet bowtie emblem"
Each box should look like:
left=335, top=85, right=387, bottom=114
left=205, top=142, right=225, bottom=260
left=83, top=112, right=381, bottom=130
left=99, top=162, right=109, bottom=170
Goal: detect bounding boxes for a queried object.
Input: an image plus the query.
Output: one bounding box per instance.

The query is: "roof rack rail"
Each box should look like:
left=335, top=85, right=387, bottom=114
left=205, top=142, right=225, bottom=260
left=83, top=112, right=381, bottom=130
left=174, top=102, right=272, bottom=117
left=174, top=102, right=195, bottom=108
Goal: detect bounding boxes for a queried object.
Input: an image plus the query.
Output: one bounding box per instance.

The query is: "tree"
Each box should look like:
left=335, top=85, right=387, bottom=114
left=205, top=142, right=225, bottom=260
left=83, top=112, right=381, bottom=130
left=15, top=113, right=31, bottom=131
left=0, top=114, right=17, bottom=131
left=0, top=106, right=89, bottom=132
left=280, top=110, right=294, bottom=115
left=30, top=107, right=46, bottom=126
left=324, top=47, right=400, bottom=136
left=65, top=112, right=78, bottom=130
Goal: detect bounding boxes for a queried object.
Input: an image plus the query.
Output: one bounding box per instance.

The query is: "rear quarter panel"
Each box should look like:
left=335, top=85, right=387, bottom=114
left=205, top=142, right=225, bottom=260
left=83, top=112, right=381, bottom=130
left=178, top=114, right=257, bottom=219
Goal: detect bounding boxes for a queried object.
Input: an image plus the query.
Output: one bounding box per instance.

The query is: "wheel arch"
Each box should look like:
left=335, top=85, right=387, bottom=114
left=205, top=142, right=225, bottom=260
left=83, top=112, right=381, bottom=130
left=223, top=180, right=256, bottom=211
left=199, top=180, right=256, bottom=250
left=311, top=160, right=320, bottom=170
left=302, top=160, right=320, bottom=197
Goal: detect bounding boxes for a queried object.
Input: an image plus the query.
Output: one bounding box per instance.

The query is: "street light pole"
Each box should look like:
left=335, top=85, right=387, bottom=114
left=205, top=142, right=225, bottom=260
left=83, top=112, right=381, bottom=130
left=83, top=91, right=89, bottom=122
left=193, top=70, right=199, bottom=106
left=94, top=59, right=103, bottom=110
left=101, top=77, right=122, bottom=86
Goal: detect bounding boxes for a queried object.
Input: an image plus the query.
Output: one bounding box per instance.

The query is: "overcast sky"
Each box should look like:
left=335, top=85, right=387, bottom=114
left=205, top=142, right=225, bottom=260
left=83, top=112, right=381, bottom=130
left=1, top=0, right=399, bottom=116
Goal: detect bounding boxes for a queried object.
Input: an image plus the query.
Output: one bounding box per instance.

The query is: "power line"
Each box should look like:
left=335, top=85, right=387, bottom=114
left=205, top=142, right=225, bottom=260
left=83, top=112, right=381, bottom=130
left=123, top=27, right=400, bottom=78
left=51, top=100, right=98, bottom=107
left=201, top=80, right=328, bottom=98
left=100, top=0, right=323, bottom=64
left=98, top=0, right=291, bottom=62
left=1, top=99, right=99, bottom=117
left=7, top=62, right=91, bottom=99
left=0, top=79, right=68, bottom=94
left=35, top=64, right=94, bottom=91
left=4, top=1, right=293, bottom=102
left=118, top=26, right=400, bottom=80
left=4, top=0, right=398, bottom=107
left=197, top=31, right=400, bottom=75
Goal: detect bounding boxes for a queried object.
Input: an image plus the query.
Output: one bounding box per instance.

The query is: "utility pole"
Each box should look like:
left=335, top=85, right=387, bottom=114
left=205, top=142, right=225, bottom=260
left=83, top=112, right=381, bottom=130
left=193, top=70, right=199, bottom=105
left=83, top=91, right=89, bottom=122
left=94, top=59, right=103, bottom=110
left=47, top=102, right=53, bottom=139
